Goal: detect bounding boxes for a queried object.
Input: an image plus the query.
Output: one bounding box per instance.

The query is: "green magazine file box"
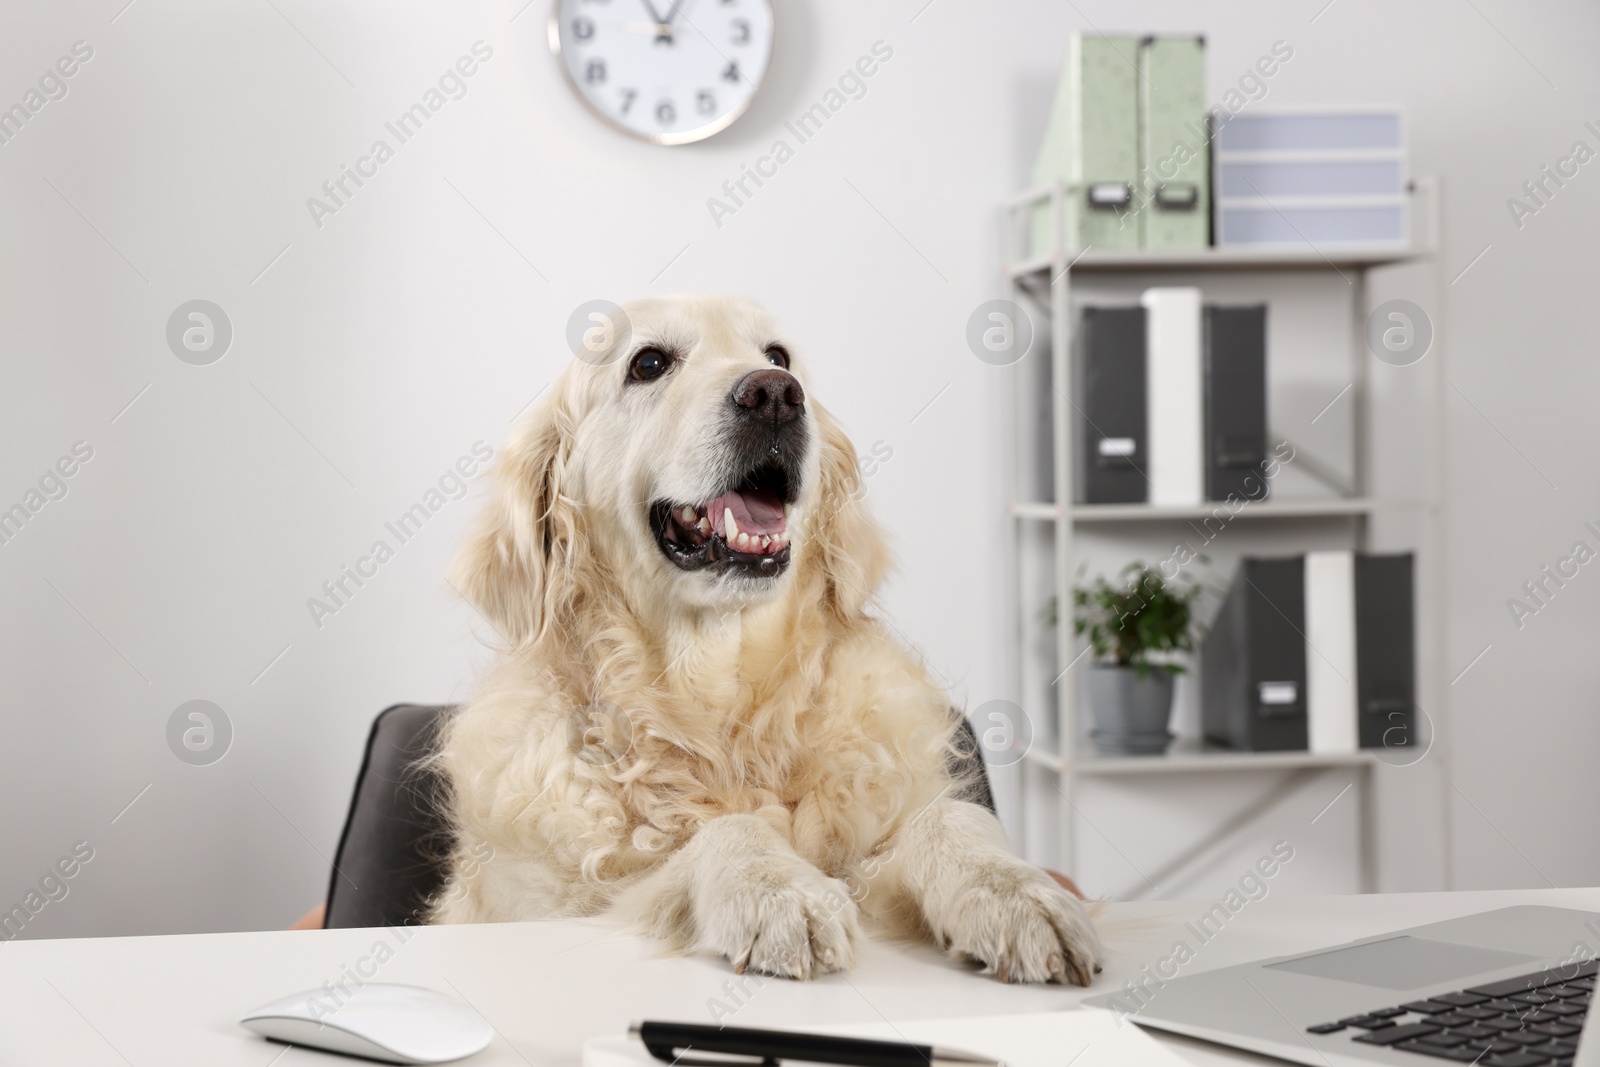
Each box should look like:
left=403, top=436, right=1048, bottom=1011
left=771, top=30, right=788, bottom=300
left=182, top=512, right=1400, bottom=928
left=1138, top=35, right=1209, bottom=249
left=1030, top=33, right=1141, bottom=256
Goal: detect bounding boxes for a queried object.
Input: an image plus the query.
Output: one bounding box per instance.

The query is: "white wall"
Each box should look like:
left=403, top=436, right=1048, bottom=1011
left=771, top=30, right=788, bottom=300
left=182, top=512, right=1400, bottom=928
left=0, top=0, right=1596, bottom=939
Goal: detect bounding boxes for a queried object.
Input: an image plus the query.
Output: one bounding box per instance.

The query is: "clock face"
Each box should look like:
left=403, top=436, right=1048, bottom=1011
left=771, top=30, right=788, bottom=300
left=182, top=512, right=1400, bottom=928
left=550, top=0, right=774, bottom=145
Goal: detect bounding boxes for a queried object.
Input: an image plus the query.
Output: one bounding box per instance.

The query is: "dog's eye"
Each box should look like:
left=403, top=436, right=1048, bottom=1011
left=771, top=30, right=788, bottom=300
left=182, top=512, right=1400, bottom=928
left=764, top=345, right=790, bottom=370
left=629, top=347, right=674, bottom=383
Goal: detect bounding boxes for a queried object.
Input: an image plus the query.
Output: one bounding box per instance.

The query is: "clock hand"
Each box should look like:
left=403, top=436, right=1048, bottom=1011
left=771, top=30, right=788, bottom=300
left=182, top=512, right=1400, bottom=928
left=638, top=0, right=669, bottom=27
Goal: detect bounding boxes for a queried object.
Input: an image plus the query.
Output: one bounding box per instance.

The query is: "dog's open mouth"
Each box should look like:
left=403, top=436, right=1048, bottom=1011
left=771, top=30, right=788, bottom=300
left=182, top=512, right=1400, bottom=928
left=650, top=464, right=794, bottom=576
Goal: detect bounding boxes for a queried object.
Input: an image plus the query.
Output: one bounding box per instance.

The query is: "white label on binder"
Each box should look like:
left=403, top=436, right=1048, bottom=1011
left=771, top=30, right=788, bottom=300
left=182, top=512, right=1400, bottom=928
left=1098, top=437, right=1136, bottom=457
left=1259, top=682, right=1297, bottom=705
left=1087, top=182, right=1133, bottom=208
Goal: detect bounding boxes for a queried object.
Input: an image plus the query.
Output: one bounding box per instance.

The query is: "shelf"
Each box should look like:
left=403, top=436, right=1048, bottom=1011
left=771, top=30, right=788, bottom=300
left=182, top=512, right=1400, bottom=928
left=1001, top=176, right=1440, bottom=888
left=1022, top=739, right=1377, bottom=777
left=1010, top=498, right=1375, bottom=523
left=1006, top=243, right=1417, bottom=278
left=1074, top=498, right=1376, bottom=522
left=1010, top=502, right=1061, bottom=521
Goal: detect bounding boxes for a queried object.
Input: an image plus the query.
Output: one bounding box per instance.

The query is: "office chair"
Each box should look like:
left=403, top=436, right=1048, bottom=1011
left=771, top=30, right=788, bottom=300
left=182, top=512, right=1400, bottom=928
left=323, top=703, right=997, bottom=929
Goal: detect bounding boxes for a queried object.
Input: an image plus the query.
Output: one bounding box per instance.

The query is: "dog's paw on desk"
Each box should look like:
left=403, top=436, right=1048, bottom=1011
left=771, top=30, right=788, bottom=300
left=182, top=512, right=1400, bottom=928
left=695, top=852, right=862, bottom=980
left=932, top=860, right=1102, bottom=986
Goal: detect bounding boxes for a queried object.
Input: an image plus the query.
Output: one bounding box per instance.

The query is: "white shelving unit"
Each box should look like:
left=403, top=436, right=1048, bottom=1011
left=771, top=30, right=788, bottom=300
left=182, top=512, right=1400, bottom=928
left=998, top=179, right=1443, bottom=896
left=1014, top=499, right=1380, bottom=523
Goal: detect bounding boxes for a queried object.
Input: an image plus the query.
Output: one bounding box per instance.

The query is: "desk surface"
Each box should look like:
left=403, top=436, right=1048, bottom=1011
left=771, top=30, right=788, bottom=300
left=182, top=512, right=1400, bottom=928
left=4, top=888, right=1599, bottom=1066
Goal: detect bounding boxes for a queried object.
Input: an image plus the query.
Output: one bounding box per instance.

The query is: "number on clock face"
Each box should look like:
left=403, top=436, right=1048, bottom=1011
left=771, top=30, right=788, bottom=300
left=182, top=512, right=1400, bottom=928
left=550, top=0, right=774, bottom=145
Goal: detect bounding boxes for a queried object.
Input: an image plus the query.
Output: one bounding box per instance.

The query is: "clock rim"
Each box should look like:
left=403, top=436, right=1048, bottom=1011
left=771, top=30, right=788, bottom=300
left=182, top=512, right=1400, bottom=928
left=547, top=0, right=775, bottom=146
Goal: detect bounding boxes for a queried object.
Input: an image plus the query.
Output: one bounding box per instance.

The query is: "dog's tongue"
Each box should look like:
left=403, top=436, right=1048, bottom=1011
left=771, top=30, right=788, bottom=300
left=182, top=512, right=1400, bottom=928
left=707, top=488, right=786, bottom=538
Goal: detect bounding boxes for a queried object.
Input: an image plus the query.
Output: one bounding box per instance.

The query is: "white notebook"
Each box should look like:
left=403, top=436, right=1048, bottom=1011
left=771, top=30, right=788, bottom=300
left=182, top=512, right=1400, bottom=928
left=1305, top=549, right=1359, bottom=754
left=583, top=1010, right=1189, bottom=1067
left=1142, top=287, right=1205, bottom=506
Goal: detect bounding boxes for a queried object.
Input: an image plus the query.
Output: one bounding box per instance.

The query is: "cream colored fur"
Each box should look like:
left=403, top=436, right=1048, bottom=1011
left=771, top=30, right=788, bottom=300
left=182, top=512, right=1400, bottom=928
left=430, top=295, right=1100, bottom=985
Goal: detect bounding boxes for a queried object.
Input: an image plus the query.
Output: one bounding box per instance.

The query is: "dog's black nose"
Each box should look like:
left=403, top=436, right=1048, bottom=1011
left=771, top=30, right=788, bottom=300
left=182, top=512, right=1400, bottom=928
left=731, top=369, right=805, bottom=423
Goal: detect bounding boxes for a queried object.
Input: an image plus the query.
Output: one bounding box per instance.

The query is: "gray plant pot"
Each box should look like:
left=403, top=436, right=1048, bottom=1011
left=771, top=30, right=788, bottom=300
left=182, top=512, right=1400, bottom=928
left=1087, top=665, right=1175, bottom=754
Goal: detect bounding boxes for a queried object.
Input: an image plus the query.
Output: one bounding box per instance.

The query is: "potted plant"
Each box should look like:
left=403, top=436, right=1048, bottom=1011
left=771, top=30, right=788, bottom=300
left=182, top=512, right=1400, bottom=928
left=1072, top=563, right=1200, bottom=755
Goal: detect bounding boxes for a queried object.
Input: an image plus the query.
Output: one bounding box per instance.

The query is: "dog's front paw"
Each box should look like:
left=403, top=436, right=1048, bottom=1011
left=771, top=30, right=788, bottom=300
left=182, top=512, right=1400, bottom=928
left=935, top=861, right=1101, bottom=985
left=696, top=856, right=860, bottom=980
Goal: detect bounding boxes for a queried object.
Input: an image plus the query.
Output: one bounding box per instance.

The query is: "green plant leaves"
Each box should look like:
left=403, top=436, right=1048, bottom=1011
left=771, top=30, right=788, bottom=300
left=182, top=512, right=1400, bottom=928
left=1068, top=562, right=1200, bottom=674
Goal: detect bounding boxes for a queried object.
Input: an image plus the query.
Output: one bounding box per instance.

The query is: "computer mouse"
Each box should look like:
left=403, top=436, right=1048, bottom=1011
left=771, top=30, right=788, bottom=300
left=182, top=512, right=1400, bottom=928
left=240, top=982, right=494, bottom=1064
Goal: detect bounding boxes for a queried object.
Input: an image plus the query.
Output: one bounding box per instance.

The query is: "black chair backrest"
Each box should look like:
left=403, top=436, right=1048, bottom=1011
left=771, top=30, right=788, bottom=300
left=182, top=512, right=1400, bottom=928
left=325, top=704, right=449, bottom=929
left=324, top=704, right=996, bottom=929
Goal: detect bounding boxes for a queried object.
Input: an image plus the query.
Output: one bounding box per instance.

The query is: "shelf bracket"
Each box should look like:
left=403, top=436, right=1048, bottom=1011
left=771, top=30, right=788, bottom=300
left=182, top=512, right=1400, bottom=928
left=1273, top=434, right=1358, bottom=498
left=1107, top=766, right=1334, bottom=901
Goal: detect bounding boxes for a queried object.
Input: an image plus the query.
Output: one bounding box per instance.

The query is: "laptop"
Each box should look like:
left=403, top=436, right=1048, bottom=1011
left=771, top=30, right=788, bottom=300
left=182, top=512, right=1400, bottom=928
left=1084, top=905, right=1600, bottom=1067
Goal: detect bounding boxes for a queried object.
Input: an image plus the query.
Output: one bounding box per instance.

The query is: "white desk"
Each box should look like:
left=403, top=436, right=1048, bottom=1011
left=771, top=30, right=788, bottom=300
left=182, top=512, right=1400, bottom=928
left=5, top=888, right=1599, bottom=1066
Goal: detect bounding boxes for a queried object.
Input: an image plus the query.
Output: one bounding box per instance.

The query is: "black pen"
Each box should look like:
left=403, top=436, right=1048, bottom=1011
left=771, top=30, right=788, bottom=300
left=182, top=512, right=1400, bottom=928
left=629, top=1020, right=1003, bottom=1067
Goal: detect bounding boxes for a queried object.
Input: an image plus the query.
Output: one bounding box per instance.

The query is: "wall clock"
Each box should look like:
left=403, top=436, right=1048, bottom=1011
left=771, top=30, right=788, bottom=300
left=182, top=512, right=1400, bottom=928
left=550, top=0, right=774, bottom=145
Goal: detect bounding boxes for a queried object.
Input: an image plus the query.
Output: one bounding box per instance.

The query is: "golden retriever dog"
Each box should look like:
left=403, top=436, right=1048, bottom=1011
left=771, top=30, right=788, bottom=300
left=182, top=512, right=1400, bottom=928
left=430, top=295, right=1100, bottom=985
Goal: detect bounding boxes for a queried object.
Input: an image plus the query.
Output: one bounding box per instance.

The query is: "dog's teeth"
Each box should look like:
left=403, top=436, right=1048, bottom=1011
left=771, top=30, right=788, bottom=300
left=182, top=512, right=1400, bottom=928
left=725, top=509, right=739, bottom=542
left=678, top=506, right=697, bottom=525
left=760, top=535, right=771, bottom=551
left=737, top=533, right=752, bottom=549
left=697, top=517, right=712, bottom=535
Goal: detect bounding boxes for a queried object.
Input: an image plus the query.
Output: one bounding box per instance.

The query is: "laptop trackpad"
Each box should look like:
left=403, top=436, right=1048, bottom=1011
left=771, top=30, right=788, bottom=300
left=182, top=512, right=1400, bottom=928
left=1266, top=935, right=1542, bottom=990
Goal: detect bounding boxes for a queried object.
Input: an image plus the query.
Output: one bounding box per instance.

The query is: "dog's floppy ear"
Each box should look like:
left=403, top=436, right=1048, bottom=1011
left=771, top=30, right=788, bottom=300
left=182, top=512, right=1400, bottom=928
left=449, top=382, right=580, bottom=649
left=806, top=402, right=891, bottom=618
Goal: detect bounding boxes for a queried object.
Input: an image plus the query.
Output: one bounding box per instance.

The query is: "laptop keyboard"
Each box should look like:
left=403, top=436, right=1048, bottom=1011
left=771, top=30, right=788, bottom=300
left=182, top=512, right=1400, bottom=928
left=1306, top=959, right=1596, bottom=1066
